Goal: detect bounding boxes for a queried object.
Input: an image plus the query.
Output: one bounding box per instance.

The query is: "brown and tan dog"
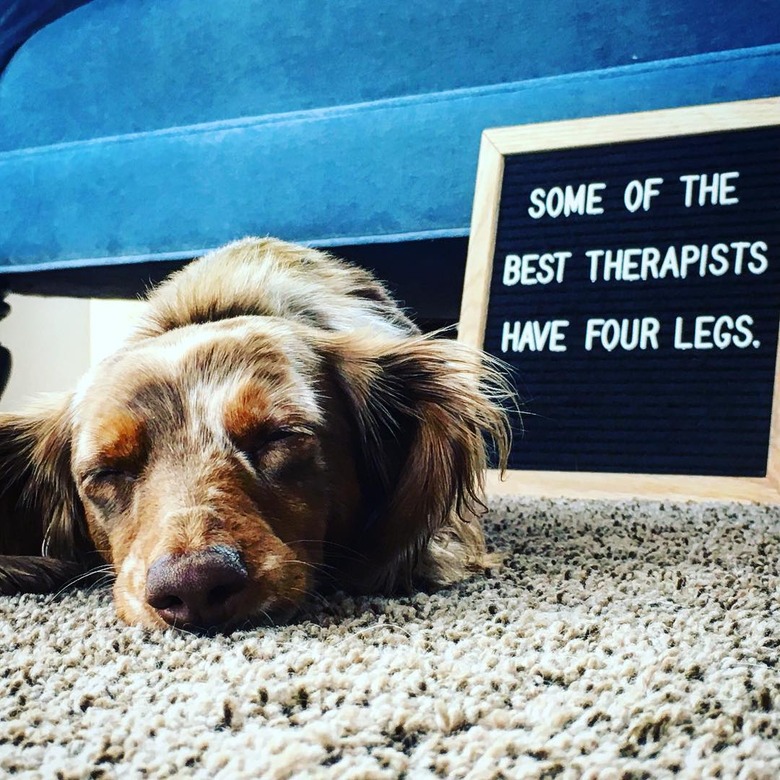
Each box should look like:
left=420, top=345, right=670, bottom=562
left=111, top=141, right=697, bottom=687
left=0, top=238, right=510, bottom=633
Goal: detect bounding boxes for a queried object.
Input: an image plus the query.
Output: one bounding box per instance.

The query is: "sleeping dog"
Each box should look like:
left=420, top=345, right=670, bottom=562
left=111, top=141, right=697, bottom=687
left=0, top=238, right=510, bottom=633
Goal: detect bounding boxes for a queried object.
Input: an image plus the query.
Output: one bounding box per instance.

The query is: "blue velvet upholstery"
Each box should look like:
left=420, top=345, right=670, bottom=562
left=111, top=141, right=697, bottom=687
left=0, top=1, right=778, bottom=273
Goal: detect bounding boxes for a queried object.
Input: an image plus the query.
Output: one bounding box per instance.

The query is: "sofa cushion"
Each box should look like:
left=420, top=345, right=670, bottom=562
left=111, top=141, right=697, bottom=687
left=1, top=46, right=779, bottom=273
left=2, top=0, right=779, bottom=150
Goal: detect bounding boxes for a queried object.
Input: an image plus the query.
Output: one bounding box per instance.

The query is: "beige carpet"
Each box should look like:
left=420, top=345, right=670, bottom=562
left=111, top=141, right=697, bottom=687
left=1, top=497, right=778, bottom=779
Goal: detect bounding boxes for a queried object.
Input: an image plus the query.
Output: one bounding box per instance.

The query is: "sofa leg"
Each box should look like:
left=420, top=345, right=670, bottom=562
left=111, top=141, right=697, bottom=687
left=0, top=295, right=11, bottom=401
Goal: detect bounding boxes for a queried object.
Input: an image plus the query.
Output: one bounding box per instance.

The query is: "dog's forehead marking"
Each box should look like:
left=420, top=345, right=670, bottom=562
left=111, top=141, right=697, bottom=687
left=185, top=373, right=322, bottom=446
left=186, top=375, right=250, bottom=445
left=75, top=317, right=323, bottom=459
left=134, top=319, right=265, bottom=371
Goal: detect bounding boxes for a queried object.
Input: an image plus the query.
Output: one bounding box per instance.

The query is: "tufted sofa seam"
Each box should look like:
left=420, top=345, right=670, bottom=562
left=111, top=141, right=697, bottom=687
left=2, top=44, right=777, bottom=160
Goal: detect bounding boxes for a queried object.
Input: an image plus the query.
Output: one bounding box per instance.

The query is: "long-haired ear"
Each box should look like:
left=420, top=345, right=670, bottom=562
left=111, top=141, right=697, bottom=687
left=322, top=331, right=512, bottom=592
left=0, top=395, right=92, bottom=594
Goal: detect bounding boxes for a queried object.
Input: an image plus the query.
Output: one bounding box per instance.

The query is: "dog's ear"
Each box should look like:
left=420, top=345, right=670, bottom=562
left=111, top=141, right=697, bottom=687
left=0, top=395, right=92, bottom=594
left=321, top=332, right=512, bottom=591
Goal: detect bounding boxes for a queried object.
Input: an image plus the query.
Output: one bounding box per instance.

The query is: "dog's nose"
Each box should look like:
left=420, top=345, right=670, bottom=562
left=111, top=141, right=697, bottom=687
left=145, top=546, right=249, bottom=630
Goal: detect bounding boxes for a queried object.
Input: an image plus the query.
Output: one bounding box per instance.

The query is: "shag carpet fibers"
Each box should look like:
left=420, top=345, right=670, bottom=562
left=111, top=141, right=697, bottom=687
left=1, top=497, right=778, bottom=778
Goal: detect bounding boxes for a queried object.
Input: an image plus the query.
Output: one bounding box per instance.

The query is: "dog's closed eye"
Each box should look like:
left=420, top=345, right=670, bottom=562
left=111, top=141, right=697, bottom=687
left=232, top=425, right=320, bottom=484
left=83, top=467, right=138, bottom=484
left=258, top=426, right=312, bottom=449
left=235, top=425, right=314, bottom=456
left=78, top=465, right=140, bottom=517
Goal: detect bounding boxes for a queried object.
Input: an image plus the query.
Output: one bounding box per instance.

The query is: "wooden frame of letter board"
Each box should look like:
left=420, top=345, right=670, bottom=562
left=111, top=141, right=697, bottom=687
left=459, top=97, right=780, bottom=502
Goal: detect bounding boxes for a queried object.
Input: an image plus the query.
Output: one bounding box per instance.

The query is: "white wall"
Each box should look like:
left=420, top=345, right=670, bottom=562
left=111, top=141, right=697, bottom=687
left=88, top=298, right=145, bottom=365
left=0, top=294, right=144, bottom=412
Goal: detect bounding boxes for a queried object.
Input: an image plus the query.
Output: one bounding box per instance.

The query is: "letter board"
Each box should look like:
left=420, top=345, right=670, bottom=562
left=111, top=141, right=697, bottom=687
left=459, top=98, right=780, bottom=500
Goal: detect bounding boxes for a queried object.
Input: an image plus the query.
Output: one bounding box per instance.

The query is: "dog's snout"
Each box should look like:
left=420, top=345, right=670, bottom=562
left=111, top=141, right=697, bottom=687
left=145, top=546, right=248, bottom=630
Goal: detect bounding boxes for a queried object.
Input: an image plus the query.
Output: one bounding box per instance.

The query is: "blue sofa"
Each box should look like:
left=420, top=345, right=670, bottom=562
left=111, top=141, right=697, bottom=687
left=1, top=0, right=779, bottom=322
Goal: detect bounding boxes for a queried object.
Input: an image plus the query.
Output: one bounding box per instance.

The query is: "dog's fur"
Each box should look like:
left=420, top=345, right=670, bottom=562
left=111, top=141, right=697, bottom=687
left=0, top=238, right=510, bottom=632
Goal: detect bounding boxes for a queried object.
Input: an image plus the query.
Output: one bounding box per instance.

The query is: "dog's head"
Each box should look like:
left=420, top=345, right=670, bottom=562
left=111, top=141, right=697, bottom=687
left=0, top=240, right=510, bottom=633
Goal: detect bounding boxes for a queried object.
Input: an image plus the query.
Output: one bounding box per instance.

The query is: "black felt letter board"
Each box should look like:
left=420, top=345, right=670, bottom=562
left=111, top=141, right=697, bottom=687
left=483, top=125, right=780, bottom=477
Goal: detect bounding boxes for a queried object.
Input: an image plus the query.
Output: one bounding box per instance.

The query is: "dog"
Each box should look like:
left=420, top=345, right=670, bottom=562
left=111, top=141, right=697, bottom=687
left=0, top=238, right=510, bottom=633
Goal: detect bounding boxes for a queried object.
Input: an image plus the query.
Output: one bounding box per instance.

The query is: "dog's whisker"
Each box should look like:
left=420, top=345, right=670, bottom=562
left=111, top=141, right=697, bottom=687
left=280, top=554, right=342, bottom=573
left=275, top=558, right=342, bottom=587
left=287, top=539, right=371, bottom=561
left=351, top=622, right=413, bottom=641
left=48, top=565, right=116, bottom=600
left=84, top=574, right=116, bottom=595
left=288, top=584, right=330, bottom=609
left=277, top=558, right=338, bottom=575
left=242, top=606, right=278, bottom=631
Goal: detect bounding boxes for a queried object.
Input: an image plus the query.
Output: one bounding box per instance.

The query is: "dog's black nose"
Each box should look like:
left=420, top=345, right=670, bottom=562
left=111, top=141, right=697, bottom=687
left=145, top=546, right=248, bottom=631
